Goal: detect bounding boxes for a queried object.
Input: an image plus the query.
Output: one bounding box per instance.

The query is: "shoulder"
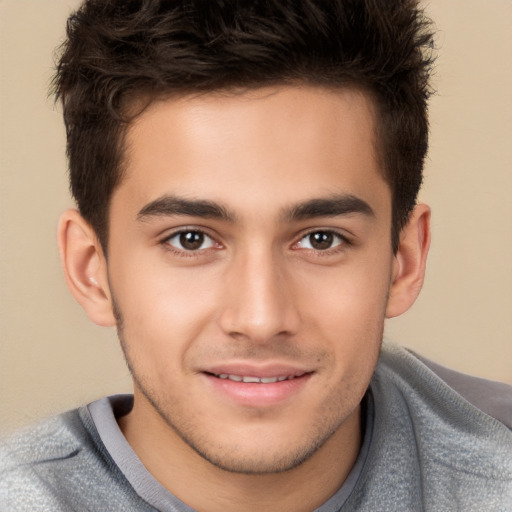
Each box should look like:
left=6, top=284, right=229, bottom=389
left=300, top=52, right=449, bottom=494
left=0, top=409, right=88, bottom=475
left=376, top=342, right=512, bottom=430
left=371, top=343, right=512, bottom=481
left=357, top=343, right=512, bottom=509
left=0, top=409, right=90, bottom=510
left=0, top=406, right=149, bottom=511
left=411, top=350, right=512, bottom=429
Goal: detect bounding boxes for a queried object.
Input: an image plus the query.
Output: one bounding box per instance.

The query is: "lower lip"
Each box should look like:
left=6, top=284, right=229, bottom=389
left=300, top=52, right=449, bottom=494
left=203, top=373, right=312, bottom=408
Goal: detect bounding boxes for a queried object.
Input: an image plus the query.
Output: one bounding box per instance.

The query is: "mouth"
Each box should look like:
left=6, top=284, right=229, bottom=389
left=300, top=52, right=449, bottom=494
left=206, top=372, right=307, bottom=383
left=202, top=368, right=313, bottom=407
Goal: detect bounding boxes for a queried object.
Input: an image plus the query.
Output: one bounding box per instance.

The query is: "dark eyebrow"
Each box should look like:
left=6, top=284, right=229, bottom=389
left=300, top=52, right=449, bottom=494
left=282, top=194, right=375, bottom=221
left=137, top=195, right=236, bottom=222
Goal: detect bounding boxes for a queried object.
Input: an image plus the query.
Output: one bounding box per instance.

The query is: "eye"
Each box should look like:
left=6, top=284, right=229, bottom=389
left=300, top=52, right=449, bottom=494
left=296, top=230, right=346, bottom=251
left=164, top=230, right=217, bottom=251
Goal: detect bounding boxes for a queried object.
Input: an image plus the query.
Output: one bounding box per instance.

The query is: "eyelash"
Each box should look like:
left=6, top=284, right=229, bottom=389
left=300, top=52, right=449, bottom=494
left=160, top=228, right=221, bottom=258
left=159, top=228, right=352, bottom=257
left=294, top=229, right=351, bottom=255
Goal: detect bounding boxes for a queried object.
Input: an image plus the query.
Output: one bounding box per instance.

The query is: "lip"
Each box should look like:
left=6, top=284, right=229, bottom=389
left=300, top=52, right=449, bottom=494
left=201, top=362, right=313, bottom=407
left=204, top=362, right=310, bottom=379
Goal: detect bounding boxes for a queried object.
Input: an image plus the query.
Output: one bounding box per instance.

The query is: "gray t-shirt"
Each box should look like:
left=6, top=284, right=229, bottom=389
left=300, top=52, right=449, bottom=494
left=87, top=393, right=373, bottom=511
left=2, top=343, right=511, bottom=511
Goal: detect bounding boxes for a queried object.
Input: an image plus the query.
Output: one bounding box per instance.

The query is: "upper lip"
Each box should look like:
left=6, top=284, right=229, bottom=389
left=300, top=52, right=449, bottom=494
left=201, top=363, right=312, bottom=379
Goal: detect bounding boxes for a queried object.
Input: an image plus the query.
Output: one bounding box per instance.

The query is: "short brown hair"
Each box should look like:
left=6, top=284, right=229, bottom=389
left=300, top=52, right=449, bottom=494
left=53, top=0, right=434, bottom=252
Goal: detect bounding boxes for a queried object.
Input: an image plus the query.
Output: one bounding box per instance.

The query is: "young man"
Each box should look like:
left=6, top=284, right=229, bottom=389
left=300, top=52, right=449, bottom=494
left=1, top=1, right=511, bottom=510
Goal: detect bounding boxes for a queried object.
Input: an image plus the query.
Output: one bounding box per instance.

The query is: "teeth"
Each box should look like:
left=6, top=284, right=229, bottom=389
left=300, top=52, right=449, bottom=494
left=242, top=376, right=260, bottom=383
left=214, top=373, right=303, bottom=383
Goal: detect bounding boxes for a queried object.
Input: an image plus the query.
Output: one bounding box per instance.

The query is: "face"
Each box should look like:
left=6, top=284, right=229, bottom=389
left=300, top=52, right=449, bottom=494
left=106, top=86, right=395, bottom=473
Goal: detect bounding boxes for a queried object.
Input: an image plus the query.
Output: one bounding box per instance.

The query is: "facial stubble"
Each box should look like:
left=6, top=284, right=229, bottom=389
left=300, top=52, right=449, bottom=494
left=111, top=293, right=381, bottom=475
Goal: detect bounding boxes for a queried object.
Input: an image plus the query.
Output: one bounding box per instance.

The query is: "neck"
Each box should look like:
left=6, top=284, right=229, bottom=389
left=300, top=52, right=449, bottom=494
left=119, top=393, right=362, bottom=512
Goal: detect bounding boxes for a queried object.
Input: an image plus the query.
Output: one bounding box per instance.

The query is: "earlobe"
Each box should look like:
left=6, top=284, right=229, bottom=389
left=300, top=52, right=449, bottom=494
left=58, top=210, right=116, bottom=327
left=386, top=204, right=431, bottom=319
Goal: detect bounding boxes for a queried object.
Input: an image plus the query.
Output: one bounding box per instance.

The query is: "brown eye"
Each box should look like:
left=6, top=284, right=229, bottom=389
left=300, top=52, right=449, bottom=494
left=297, top=231, right=344, bottom=251
left=165, top=230, right=215, bottom=251
left=180, top=231, right=204, bottom=250
left=309, top=232, right=334, bottom=250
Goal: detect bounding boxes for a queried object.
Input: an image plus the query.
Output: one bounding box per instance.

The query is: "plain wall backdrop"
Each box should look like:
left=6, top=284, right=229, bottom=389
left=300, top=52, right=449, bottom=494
left=1, top=0, right=511, bottom=434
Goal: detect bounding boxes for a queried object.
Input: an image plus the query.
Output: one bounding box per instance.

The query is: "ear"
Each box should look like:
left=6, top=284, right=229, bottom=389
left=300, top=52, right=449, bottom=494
left=58, top=209, right=116, bottom=327
left=386, top=203, right=431, bottom=319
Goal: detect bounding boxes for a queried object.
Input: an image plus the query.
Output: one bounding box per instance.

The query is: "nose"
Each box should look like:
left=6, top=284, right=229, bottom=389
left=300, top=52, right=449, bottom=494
left=218, top=246, right=300, bottom=343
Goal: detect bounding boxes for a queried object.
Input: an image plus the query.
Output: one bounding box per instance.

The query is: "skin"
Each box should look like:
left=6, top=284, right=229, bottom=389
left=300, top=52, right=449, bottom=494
left=59, top=86, right=430, bottom=512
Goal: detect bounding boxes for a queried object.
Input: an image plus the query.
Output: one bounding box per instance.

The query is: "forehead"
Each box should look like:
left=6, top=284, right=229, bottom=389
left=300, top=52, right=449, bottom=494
left=116, top=86, right=390, bottom=219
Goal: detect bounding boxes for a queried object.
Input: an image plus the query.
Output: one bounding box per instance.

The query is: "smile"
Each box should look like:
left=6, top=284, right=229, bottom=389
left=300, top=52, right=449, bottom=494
left=212, top=373, right=306, bottom=383
left=203, top=369, right=313, bottom=406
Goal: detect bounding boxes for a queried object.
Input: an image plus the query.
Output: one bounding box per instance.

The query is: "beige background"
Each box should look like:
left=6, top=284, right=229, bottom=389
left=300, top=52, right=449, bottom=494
left=1, top=0, right=511, bottom=434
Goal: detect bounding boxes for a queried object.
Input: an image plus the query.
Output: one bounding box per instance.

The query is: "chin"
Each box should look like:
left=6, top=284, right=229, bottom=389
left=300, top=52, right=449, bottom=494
left=169, top=416, right=346, bottom=475
left=187, top=439, right=325, bottom=475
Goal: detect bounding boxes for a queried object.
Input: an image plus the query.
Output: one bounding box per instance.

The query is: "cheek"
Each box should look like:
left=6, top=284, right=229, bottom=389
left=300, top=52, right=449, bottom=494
left=298, top=254, right=392, bottom=325
left=110, top=261, right=222, bottom=366
left=296, top=257, right=391, bottom=363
